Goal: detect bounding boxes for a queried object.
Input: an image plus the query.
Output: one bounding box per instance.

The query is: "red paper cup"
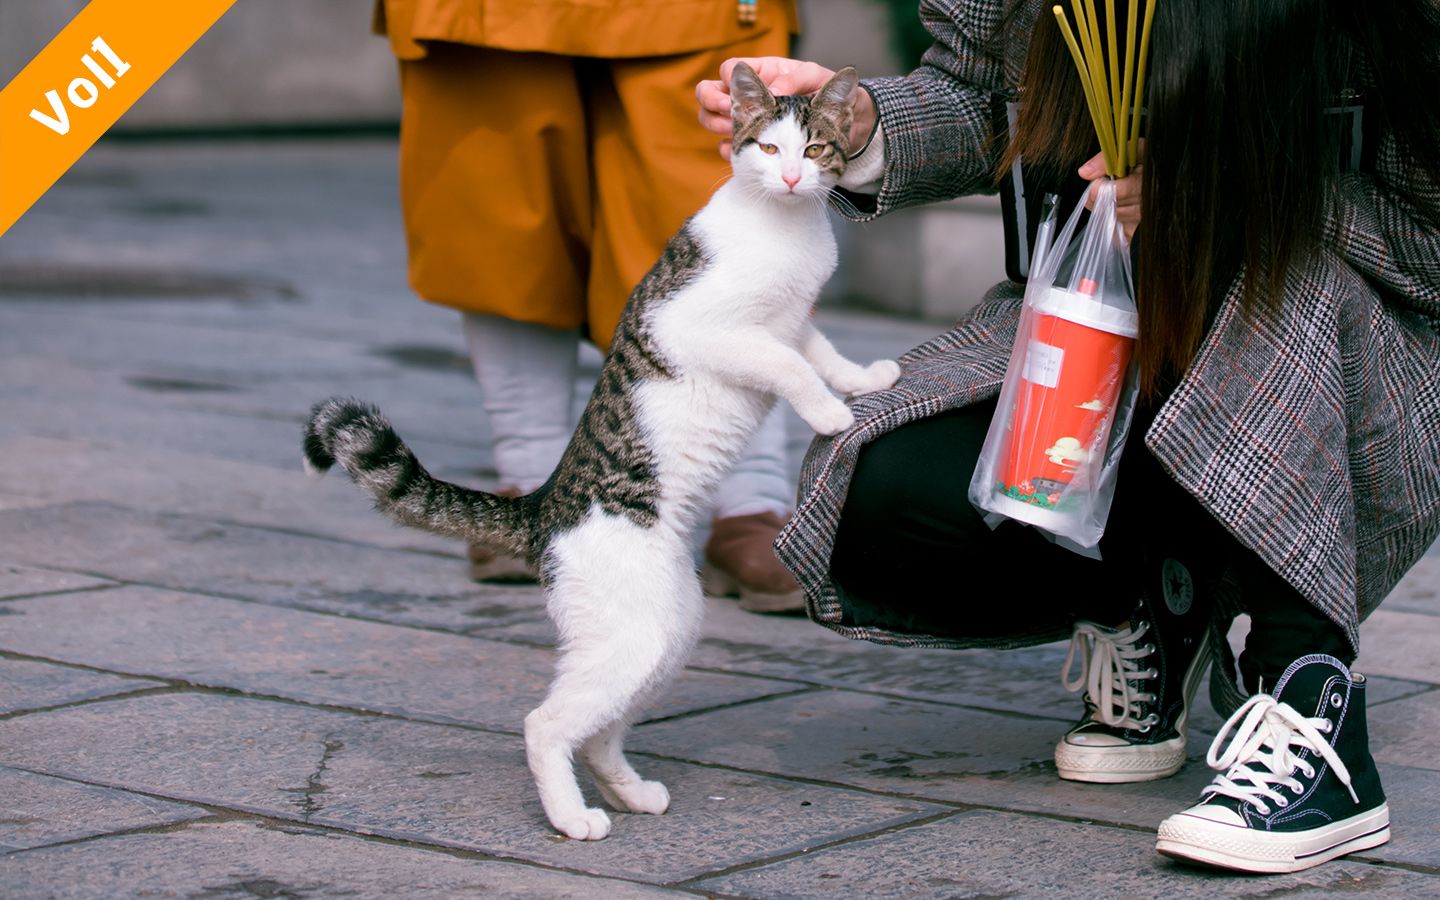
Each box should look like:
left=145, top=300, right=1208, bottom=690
left=992, top=286, right=1138, bottom=531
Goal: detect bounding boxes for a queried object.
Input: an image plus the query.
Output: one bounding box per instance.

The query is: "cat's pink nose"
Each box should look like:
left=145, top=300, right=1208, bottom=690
left=783, top=174, right=800, bottom=189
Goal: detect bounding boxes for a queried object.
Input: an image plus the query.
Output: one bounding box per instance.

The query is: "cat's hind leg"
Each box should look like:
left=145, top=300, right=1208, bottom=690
left=581, top=720, right=670, bottom=815
left=526, top=513, right=702, bottom=839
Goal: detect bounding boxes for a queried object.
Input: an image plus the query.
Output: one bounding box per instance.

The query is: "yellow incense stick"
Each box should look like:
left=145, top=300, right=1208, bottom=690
left=1106, top=0, right=1122, bottom=171
left=1070, top=0, right=1118, bottom=172
left=1083, top=0, right=1115, bottom=170
left=1055, top=0, right=1155, bottom=177
left=1130, top=0, right=1157, bottom=164
left=1118, top=0, right=1139, bottom=173
left=1054, top=6, right=1115, bottom=172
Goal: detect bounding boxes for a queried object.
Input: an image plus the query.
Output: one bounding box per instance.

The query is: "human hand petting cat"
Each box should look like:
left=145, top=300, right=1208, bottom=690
left=1080, top=142, right=1143, bottom=240
left=696, top=56, right=877, bottom=159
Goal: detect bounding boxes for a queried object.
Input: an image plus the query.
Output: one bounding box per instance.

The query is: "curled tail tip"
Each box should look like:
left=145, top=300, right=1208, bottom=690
left=302, top=396, right=383, bottom=478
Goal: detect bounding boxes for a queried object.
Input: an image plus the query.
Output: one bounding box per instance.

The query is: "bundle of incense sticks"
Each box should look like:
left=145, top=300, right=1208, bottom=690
left=1052, top=0, right=1156, bottom=177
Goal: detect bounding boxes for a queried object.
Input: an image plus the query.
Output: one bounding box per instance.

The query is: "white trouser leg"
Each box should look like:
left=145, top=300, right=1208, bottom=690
left=462, top=313, right=579, bottom=493
left=713, top=405, right=791, bottom=519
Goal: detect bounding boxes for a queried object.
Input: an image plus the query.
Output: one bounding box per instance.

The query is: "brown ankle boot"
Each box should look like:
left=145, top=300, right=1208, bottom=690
left=701, top=511, right=805, bottom=614
left=467, top=486, right=538, bottom=583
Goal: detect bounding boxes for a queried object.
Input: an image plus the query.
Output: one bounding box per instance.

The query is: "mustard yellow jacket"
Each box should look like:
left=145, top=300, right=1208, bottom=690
left=375, top=0, right=799, bottom=60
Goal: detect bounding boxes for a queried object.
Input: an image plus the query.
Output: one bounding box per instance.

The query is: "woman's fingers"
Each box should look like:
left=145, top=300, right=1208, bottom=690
left=696, top=79, right=733, bottom=135
left=698, top=57, right=843, bottom=137
left=1078, top=151, right=1142, bottom=240
left=1078, top=151, right=1107, bottom=180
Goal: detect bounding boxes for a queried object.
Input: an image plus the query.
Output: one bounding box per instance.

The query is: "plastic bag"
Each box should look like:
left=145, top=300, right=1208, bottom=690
left=968, top=180, right=1139, bottom=555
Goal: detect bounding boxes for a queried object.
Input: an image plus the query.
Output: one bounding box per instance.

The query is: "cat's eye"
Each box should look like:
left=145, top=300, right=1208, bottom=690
left=758, top=143, right=779, bottom=155
left=804, top=144, right=826, bottom=159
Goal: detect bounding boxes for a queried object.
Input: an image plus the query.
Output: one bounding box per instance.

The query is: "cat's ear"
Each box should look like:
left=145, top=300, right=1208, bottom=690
left=812, top=66, right=859, bottom=113
left=729, top=61, right=776, bottom=127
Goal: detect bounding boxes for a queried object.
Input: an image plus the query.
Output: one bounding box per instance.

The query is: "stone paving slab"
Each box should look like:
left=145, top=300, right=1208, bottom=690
left=493, top=599, right=1086, bottom=722
left=692, top=809, right=1440, bottom=899
left=0, top=693, right=944, bottom=883
left=1355, top=609, right=1440, bottom=685
left=634, top=686, right=1220, bottom=828
left=0, top=766, right=207, bottom=851
left=0, top=586, right=799, bottom=728
left=0, top=390, right=491, bottom=481
left=0, top=394, right=327, bottom=472
left=0, top=657, right=160, bottom=715
left=1385, top=549, right=1439, bottom=616
left=0, top=819, right=688, bottom=899
left=632, top=685, right=1440, bottom=872
left=1370, top=688, right=1440, bottom=773
left=0, top=502, right=542, bottom=633
left=1353, top=763, right=1440, bottom=870
left=0, top=436, right=457, bottom=556
left=0, top=563, right=113, bottom=600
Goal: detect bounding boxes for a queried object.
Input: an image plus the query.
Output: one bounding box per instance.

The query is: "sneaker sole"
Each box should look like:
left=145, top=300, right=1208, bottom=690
left=1055, top=632, right=1213, bottom=783
left=1156, top=803, right=1390, bottom=874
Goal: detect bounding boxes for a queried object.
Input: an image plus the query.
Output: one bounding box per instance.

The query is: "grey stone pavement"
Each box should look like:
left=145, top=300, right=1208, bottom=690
left=1, top=139, right=1437, bottom=899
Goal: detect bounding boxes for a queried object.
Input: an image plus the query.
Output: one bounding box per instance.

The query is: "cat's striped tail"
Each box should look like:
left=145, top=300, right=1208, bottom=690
left=303, top=397, right=532, bottom=557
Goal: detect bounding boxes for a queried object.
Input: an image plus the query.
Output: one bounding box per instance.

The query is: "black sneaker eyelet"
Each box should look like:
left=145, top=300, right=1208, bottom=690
left=1330, top=692, right=1343, bottom=709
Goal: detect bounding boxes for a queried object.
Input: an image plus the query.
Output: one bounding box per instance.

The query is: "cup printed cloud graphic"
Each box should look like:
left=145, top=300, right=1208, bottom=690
left=1045, top=436, right=1088, bottom=466
left=1076, top=399, right=1106, bottom=412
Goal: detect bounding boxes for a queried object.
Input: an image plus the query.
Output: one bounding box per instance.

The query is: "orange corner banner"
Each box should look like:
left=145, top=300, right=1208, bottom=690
left=0, top=0, right=237, bottom=237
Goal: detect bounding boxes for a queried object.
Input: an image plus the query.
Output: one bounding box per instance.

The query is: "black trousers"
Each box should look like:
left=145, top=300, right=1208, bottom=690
left=829, top=399, right=1351, bottom=691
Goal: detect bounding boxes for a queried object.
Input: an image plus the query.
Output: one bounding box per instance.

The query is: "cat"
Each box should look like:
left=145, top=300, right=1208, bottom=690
left=302, top=62, right=900, bottom=840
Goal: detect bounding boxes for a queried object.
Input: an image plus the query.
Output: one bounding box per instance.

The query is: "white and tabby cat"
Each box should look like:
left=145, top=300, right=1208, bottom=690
left=303, top=63, right=899, bottom=840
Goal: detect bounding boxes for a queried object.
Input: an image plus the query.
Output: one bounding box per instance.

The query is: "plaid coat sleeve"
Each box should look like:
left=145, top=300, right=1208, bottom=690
left=844, top=0, right=1037, bottom=220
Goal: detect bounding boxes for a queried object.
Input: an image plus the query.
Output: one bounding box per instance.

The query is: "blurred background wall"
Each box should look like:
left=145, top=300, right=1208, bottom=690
left=0, top=0, right=1005, bottom=320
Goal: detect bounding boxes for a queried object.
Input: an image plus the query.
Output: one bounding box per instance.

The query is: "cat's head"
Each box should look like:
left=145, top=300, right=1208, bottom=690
left=729, top=62, right=858, bottom=201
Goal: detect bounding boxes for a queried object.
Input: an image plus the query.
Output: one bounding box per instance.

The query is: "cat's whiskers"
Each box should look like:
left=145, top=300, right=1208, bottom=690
left=825, top=189, right=863, bottom=220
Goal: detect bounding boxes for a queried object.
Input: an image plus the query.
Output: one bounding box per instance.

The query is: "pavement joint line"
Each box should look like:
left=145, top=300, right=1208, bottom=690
left=469, top=632, right=1085, bottom=723
left=0, top=581, right=124, bottom=604
left=0, top=683, right=183, bottom=722
left=1344, top=854, right=1440, bottom=878
left=670, top=807, right=977, bottom=887
left=0, top=762, right=766, bottom=895
left=0, top=567, right=520, bottom=643
left=635, top=685, right=821, bottom=727
left=0, top=809, right=234, bottom=857
left=1369, top=683, right=1440, bottom=706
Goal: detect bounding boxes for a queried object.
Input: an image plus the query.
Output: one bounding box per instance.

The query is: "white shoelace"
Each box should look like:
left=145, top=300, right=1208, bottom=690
left=1201, top=695, right=1359, bottom=814
left=1062, top=621, right=1158, bottom=729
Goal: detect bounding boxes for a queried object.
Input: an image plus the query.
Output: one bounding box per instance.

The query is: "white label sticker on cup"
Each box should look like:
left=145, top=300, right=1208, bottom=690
left=1023, top=340, right=1064, bottom=388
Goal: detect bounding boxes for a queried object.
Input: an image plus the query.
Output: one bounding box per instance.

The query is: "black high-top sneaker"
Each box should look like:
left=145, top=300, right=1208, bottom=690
left=1054, top=557, right=1212, bottom=783
left=1156, top=654, right=1389, bottom=873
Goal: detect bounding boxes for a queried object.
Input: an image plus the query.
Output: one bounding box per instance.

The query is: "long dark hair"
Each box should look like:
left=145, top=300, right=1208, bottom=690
left=1003, top=0, right=1440, bottom=398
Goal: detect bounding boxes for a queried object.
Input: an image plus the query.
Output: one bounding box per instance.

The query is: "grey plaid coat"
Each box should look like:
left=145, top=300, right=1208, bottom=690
left=776, top=0, right=1440, bottom=666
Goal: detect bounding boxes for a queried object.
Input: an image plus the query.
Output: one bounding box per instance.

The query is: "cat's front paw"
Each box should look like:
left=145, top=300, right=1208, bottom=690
left=799, top=398, right=856, bottom=436
left=850, top=359, right=902, bottom=395
left=552, top=807, right=612, bottom=841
